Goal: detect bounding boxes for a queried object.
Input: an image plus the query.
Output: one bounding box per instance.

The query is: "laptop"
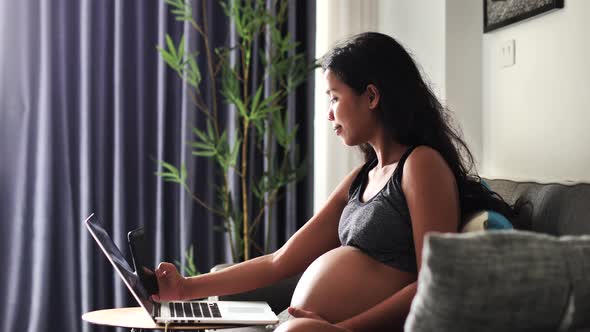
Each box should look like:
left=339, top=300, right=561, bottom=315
left=84, top=213, right=279, bottom=326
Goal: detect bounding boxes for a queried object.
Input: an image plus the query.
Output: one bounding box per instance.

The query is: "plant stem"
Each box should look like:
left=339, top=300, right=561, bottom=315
left=225, top=204, right=238, bottom=262
left=240, top=34, right=252, bottom=260
left=183, top=184, right=226, bottom=217
left=250, top=238, right=265, bottom=256
left=241, top=119, right=250, bottom=260
left=188, top=90, right=212, bottom=120
left=195, top=1, right=236, bottom=261
left=250, top=189, right=278, bottom=237
left=192, top=0, right=219, bottom=138
left=219, top=170, right=236, bottom=261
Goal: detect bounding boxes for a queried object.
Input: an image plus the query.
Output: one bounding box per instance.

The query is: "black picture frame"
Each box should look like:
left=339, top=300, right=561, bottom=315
left=484, top=0, right=564, bottom=33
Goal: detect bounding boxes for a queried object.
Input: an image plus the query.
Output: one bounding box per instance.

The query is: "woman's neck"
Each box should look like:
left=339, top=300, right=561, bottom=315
left=368, top=133, right=408, bottom=169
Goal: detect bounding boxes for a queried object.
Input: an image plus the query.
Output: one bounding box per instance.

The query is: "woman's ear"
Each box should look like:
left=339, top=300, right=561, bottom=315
left=366, top=84, right=380, bottom=110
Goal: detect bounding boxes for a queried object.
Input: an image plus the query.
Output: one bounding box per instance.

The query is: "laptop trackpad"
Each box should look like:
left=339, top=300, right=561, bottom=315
left=228, top=307, right=266, bottom=314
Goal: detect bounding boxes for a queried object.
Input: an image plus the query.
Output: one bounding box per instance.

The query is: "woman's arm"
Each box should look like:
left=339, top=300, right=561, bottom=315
left=155, top=166, right=364, bottom=301
left=335, top=146, right=460, bottom=331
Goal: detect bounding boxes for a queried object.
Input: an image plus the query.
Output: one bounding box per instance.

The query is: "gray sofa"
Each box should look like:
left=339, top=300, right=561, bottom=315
left=216, top=178, right=590, bottom=328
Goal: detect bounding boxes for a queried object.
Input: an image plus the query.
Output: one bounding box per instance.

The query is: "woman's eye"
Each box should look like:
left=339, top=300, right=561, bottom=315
left=329, top=97, right=338, bottom=104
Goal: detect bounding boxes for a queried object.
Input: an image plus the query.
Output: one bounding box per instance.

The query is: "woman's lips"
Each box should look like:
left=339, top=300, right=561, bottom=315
left=333, top=125, right=342, bottom=135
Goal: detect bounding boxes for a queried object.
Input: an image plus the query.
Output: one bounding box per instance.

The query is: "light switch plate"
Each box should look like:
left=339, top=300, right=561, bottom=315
left=500, top=39, right=516, bottom=68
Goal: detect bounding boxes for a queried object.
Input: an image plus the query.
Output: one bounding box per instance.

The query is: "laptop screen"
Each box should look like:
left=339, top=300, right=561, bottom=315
left=84, top=214, right=154, bottom=315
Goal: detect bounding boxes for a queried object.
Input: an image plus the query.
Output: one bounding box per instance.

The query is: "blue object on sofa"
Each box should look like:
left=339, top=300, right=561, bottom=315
left=461, top=209, right=513, bottom=232
left=475, top=179, right=513, bottom=230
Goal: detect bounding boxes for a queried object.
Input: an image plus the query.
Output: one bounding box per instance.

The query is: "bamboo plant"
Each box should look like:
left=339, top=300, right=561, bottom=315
left=156, top=0, right=308, bottom=262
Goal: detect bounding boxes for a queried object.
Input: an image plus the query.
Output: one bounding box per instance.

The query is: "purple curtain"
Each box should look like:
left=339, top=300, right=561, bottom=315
left=0, top=0, right=315, bottom=331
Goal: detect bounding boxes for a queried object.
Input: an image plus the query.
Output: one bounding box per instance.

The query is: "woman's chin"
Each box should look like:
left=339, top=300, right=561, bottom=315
left=339, top=135, right=357, bottom=147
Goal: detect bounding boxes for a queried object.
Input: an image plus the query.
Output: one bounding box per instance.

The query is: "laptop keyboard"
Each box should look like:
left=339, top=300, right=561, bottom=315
left=168, top=302, right=222, bottom=318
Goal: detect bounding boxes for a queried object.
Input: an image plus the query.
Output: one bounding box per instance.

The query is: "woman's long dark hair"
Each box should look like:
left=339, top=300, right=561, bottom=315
left=320, top=32, right=516, bottom=224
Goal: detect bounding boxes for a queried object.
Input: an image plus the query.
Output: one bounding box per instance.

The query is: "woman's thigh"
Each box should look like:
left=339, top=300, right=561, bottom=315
left=275, top=318, right=349, bottom=332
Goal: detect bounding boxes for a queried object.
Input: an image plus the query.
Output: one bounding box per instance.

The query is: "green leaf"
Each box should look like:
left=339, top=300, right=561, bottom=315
left=159, top=176, right=182, bottom=184
left=263, top=90, right=282, bottom=107
left=188, top=56, right=201, bottom=80
left=165, top=34, right=177, bottom=59
left=190, top=141, right=213, bottom=150
left=165, top=0, right=181, bottom=9
left=206, top=120, right=215, bottom=139
left=272, top=112, right=285, bottom=139
left=157, top=47, right=178, bottom=70
left=175, top=245, right=200, bottom=277
left=234, top=98, right=248, bottom=119
left=193, top=128, right=209, bottom=143
left=185, top=56, right=201, bottom=89
left=284, top=124, right=299, bottom=147
left=192, top=150, right=217, bottom=157
left=180, top=164, right=187, bottom=182
left=159, top=160, right=179, bottom=174
left=154, top=172, right=178, bottom=180
left=219, top=1, right=230, bottom=17
left=252, top=183, right=262, bottom=200
left=250, top=85, right=264, bottom=115
left=230, top=137, right=241, bottom=168
left=217, top=130, right=228, bottom=150
left=262, top=105, right=283, bottom=117
left=178, top=35, right=185, bottom=61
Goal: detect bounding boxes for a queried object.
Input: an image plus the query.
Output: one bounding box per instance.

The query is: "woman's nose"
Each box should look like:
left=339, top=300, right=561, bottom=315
left=327, top=108, right=335, bottom=121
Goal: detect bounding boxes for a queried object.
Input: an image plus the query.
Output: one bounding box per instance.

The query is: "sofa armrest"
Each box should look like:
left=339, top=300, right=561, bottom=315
left=210, top=263, right=301, bottom=314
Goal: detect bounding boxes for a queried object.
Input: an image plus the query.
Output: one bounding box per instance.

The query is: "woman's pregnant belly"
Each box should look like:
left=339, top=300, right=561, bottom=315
left=290, top=246, right=416, bottom=323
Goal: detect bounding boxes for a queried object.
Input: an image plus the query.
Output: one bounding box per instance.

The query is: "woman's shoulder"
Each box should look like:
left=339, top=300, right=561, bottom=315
left=401, top=145, right=454, bottom=186
left=404, top=145, right=446, bottom=167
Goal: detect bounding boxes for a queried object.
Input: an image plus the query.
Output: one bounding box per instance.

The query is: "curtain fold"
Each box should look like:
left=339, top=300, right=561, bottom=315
left=0, top=1, right=314, bottom=331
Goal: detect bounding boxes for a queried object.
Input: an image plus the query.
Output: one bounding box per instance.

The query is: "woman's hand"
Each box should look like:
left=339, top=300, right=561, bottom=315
left=285, top=307, right=353, bottom=332
left=152, top=262, right=185, bottom=302
left=287, top=307, right=329, bottom=323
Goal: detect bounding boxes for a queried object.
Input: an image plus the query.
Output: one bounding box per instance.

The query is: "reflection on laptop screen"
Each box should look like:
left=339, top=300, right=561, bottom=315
left=85, top=215, right=153, bottom=313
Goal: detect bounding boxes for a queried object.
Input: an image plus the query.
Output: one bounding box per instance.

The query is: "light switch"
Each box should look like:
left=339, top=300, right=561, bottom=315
left=500, top=39, right=516, bottom=68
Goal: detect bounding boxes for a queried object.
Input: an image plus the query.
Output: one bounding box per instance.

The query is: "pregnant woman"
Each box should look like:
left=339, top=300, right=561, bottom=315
left=153, top=32, right=514, bottom=332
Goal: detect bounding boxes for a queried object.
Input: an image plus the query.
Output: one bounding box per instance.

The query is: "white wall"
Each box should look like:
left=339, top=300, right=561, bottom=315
left=481, top=1, right=590, bottom=183
left=314, top=0, right=447, bottom=211
left=446, top=0, right=483, bottom=166
left=315, top=1, right=590, bottom=212
left=377, top=1, right=446, bottom=99
left=313, top=0, right=380, bottom=212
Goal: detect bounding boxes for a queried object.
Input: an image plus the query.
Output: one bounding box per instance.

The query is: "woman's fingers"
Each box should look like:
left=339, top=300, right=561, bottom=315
left=156, top=262, right=175, bottom=276
left=287, top=307, right=326, bottom=322
left=153, top=262, right=183, bottom=301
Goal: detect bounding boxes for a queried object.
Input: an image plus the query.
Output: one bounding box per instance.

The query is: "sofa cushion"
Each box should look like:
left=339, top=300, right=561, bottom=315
left=405, top=231, right=590, bottom=332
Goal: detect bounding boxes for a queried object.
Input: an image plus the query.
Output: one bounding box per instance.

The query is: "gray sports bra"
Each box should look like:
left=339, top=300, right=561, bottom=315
left=338, top=146, right=417, bottom=273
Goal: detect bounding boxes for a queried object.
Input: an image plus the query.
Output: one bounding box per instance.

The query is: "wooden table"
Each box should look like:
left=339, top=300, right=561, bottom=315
left=82, top=307, right=239, bottom=330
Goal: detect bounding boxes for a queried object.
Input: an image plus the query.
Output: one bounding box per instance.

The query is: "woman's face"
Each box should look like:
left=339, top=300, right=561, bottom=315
left=324, top=69, right=374, bottom=146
